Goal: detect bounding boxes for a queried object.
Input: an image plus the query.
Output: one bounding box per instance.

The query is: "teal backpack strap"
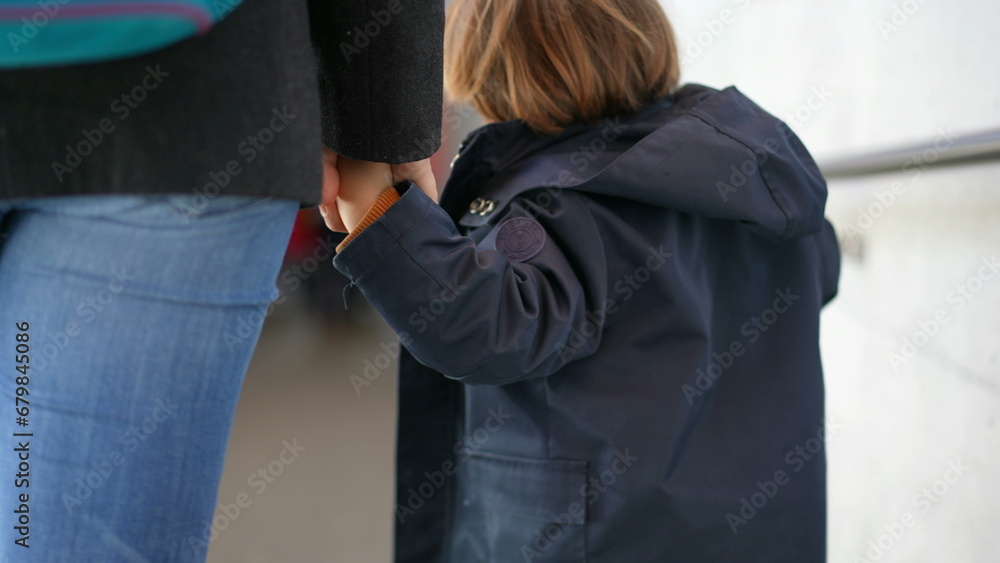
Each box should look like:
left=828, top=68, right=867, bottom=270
left=0, top=0, right=244, bottom=68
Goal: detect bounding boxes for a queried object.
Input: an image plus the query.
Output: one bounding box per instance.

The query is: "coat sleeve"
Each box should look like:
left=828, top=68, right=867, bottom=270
left=307, top=0, right=444, bottom=163
left=332, top=183, right=611, bottom=385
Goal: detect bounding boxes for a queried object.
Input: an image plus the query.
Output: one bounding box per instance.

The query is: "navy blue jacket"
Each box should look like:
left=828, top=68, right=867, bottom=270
left=334, top=84, right=841, bottom=562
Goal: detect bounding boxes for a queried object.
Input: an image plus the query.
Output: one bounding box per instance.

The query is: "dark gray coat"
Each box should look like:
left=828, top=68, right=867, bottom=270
left=334, top=84, right=841, bottom=562
left=0, top=0, right=443, bottom=204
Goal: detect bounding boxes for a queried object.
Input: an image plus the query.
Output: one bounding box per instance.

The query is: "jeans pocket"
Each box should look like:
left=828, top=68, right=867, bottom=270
left=450, top=452, right=588, bottom=563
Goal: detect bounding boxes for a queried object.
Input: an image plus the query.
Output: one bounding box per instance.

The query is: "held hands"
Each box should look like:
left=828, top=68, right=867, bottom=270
left=323, top=152, right=392, bottom=232
left=318, top=148, right=438, bottom=233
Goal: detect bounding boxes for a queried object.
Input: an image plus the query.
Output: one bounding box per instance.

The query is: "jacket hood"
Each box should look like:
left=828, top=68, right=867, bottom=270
left=446, top=84, right=828, bottom=240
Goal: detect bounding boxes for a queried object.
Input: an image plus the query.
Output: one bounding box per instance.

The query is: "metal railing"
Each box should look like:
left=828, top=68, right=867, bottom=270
left=820, top=127, right=1000, bottom=179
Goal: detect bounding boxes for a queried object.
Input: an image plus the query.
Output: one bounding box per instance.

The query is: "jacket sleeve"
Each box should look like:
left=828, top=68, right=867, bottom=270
left=308, top=0, right=444, bottom=163
left=332, top=183, right=610, bottom=385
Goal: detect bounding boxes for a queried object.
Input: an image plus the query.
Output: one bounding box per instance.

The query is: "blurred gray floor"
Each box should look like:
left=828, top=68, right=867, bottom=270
left=206, top=299, right=399, bottom=563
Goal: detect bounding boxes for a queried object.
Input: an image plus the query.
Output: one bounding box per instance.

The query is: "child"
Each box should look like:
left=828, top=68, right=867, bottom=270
left=324, top=0, right=840, bottom=560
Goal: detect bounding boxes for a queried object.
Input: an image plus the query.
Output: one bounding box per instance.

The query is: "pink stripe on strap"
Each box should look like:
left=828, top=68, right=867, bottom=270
left=0, top=2, right=213, bottom=32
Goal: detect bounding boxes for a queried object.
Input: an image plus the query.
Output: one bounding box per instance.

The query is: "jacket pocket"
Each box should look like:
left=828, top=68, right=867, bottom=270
left=449, top=451, right=588, bottom=563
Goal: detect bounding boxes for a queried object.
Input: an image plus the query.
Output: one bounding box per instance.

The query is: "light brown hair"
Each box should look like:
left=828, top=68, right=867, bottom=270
left=444, top=0, right=681, bottom=136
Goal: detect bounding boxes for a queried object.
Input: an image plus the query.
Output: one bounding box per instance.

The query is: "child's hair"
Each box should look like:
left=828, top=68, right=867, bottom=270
left=444, top=0, right=681, bottom=136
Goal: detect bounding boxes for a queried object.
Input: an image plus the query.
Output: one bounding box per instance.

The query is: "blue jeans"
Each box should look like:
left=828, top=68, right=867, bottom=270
left=0, top=195, right=299, bottom=562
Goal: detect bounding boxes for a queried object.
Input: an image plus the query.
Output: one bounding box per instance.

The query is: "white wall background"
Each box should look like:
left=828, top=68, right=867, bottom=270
left=661, top=0, right=1000, bottom=560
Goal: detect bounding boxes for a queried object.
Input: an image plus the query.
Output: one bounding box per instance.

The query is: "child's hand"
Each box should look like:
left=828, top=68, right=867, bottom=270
left=318, top=149, right=393, bottom=233
left=318, top=149, right=438, bottom=234
left=335, top=156, right=393, bottom=232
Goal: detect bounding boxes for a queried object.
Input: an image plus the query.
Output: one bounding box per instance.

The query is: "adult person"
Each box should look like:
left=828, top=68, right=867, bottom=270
left=0, top=0, right=442, bottom=560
